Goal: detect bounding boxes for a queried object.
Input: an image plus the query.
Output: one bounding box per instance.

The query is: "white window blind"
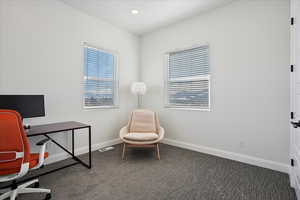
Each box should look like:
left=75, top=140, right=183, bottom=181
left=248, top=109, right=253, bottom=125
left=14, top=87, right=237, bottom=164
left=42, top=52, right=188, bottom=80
left=166, top=45, right=210, bottom=110
left=84, top=46, right=118, bottom=108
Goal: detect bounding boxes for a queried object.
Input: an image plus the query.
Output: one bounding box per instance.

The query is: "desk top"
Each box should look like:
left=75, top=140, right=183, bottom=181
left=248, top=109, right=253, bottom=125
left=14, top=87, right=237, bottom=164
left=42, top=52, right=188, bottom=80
left=27, top=121, right=90, bottom=137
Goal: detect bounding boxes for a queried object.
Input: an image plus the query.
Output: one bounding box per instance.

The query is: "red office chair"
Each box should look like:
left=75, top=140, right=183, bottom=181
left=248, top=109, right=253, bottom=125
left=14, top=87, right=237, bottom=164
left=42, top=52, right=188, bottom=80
left=0, top=110, right=51, bottom=200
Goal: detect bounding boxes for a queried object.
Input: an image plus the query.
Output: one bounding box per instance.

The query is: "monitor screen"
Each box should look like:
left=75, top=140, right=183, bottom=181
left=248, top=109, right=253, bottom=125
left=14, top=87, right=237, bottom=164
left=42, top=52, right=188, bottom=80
left=0, top=95, right=45, bottom=118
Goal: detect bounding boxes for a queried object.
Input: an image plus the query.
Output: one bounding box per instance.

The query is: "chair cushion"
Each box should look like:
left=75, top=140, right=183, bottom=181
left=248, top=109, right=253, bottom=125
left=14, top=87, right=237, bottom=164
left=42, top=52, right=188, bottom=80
left=29, top=152, right=49, bottom=169
left=124, top=132, right=159, bottom=141
left=0, top=152, right=49, bottom=176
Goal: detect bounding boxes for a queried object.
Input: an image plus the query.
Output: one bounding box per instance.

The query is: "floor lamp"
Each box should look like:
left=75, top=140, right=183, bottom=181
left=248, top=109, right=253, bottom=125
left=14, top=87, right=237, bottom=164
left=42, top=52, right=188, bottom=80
left=131, top=82, right=147, bottom=108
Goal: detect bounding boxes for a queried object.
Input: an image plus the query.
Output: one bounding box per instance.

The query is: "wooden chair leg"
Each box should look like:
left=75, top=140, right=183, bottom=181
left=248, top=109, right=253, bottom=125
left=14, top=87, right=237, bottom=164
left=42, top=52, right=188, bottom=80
left=122, top=143, right=126, bottom=160
left=156, top=143, right=160, bottom=160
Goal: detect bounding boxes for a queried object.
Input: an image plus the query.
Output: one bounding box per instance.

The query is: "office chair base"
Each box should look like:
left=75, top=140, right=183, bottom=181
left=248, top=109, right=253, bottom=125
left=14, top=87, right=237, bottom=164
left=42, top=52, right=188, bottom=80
left=0, top=179, right=51, bottom=200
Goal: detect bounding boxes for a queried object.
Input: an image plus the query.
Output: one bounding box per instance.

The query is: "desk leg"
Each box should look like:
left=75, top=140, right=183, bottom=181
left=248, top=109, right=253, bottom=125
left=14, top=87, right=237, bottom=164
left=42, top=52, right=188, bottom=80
left=45, top=134, right=90, bottom=168
left=72, top=130, right=75, bottom=155
left=88, top=126, right=92, bottom=169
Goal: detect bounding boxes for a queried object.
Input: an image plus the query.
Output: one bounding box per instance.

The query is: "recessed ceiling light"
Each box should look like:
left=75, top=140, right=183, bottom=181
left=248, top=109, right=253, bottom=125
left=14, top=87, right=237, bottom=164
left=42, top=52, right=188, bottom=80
left=131, top=9, right=139, bottom=15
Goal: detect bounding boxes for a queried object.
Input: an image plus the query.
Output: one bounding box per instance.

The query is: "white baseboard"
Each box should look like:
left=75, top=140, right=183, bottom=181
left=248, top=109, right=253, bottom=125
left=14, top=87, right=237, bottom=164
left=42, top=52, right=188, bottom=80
left=162, top=138, right=289, bottom=173
left=45, top=137, right=289, bottom=173
left=45, top=138, right=122, bottom=165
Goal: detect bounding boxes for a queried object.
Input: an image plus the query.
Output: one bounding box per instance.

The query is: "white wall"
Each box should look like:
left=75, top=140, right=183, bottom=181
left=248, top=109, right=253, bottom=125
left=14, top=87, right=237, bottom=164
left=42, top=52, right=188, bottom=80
left=0, top=0, right=291, bottom=170
left=0, top=0, right=139, bottom=160
left=140, top=0, right=290, bottom=166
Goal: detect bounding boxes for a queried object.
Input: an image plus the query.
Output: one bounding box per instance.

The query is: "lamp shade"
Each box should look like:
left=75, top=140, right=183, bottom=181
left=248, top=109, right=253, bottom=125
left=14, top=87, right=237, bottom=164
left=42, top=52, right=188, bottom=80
left=131, top=82, right=147, bottom=95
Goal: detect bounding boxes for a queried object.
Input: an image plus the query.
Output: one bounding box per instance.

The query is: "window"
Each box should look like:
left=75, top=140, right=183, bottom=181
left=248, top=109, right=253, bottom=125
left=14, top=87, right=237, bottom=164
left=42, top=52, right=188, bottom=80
left=165, top=45, right=210, bottom=110
left=84, top=46, right=118, bottom=108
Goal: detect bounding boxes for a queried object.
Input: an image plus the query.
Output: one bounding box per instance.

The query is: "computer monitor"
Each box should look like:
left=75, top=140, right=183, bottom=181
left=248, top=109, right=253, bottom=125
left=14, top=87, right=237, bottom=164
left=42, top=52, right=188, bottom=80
left=0, top=95, right=45, bottom=118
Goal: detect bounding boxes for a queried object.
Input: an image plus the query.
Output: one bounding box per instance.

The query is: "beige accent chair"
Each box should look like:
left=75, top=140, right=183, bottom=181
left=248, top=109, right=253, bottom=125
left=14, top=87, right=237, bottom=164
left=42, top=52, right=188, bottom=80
left=119, top=109, right=164, bottom=160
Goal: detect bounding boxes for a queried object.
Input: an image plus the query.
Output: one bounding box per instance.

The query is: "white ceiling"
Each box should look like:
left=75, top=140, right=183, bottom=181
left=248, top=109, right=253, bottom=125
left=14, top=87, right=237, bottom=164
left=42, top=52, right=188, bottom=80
left=60, top=0, right=234, bottom=35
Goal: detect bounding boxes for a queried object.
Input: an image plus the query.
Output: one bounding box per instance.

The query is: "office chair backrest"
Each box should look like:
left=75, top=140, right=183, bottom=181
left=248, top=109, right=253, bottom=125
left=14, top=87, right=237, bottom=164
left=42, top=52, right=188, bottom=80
left=0, top=110, right=30, bottom=175
left=128, top=109, right=160, bottom=133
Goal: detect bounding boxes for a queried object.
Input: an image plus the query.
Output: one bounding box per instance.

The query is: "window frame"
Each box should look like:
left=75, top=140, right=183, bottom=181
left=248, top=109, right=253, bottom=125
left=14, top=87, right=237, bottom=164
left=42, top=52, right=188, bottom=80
left=83, top=43, right=119, bottom=110
left=164, top=44, right=211, bottom=111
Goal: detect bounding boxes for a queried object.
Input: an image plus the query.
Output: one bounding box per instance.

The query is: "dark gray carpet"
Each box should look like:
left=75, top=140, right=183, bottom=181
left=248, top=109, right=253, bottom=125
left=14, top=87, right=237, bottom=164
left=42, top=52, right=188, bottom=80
left=13, top=144, right=297, bottom=200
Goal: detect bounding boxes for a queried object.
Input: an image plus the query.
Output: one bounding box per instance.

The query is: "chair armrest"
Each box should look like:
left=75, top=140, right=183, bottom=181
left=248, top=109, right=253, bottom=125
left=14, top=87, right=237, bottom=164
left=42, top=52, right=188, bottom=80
left=158, top=127, right=165, bottom=141
left=32, top=139, right=51, bottom=169
left=119, top=126, right=129, bottom=139
left=36, top=138, right=51, bottom=146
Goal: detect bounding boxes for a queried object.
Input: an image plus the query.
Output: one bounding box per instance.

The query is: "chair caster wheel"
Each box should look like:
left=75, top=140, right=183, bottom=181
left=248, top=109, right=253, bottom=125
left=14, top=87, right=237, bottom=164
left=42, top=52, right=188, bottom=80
left=45, top=193, right=51, bottom=200
left=34, top=182, right=39, bottom=188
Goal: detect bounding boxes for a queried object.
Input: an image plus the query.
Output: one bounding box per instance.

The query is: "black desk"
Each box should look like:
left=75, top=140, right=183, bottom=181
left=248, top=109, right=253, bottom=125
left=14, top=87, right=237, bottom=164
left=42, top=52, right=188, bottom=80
left=27, top=121, right=92, bottom=170
left=1, top=121, right=92, bottom=189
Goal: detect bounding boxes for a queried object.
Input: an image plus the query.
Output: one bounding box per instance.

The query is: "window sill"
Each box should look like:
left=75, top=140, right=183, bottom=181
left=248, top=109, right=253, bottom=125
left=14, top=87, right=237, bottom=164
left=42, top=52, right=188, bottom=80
left=83, top=105, right=119, bottom=110
left=164, top=106, right=211, bottom=112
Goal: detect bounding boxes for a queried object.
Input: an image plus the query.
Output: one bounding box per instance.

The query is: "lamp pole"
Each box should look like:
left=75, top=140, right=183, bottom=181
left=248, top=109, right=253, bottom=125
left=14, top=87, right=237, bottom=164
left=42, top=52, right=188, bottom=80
left=131, top=82, right=146, bottom=109
left=138, top=94, right=141, bottom=108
